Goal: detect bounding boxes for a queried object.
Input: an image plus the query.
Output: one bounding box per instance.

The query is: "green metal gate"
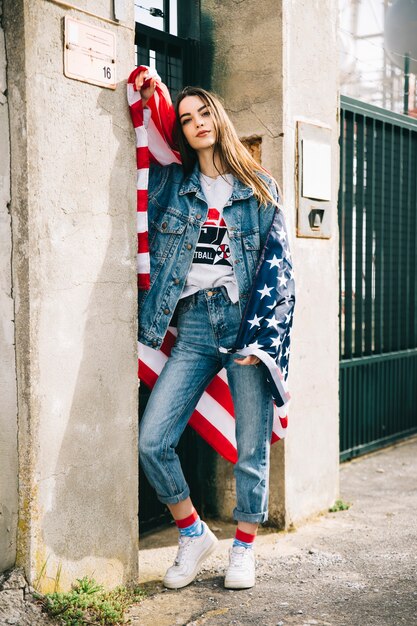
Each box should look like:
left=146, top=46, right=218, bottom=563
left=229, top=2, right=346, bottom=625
left=339, top=96, right=417, bottom=461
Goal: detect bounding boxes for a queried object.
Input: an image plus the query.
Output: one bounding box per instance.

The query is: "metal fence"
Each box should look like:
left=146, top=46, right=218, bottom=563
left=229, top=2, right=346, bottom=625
left=135, top=23, right=200, bottom=102
left=339, top=96, right=417, bottom=460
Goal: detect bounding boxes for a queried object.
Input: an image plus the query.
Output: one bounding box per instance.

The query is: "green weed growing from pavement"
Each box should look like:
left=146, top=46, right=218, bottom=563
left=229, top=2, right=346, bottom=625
left=53, top=562, right=63, bottom=593
left=37, top=575, right=145, bottom=626
left=329, top=499, right=351, bottom=512
left=33, top=557, right=49, bottom=592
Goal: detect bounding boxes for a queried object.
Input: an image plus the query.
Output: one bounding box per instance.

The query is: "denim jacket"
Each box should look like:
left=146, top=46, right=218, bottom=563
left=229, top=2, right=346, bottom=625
left=139, top=161, right=278, bottom=349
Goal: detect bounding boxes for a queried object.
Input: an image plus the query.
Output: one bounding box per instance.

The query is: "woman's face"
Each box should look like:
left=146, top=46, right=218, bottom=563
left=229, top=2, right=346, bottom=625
left=178, top=95, right=217, bottom=152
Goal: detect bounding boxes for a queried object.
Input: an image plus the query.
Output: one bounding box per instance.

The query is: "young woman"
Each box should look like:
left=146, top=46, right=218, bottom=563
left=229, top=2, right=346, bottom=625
left=132, top=68, right=293, bottom=590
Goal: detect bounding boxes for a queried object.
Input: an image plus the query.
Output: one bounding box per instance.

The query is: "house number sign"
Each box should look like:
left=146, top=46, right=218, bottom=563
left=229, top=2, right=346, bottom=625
left=64, top=16, right=116, bottom=90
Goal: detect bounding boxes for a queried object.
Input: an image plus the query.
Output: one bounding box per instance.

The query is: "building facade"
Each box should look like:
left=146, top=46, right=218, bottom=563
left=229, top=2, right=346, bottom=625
left=0, top=0, right=340, bottom=590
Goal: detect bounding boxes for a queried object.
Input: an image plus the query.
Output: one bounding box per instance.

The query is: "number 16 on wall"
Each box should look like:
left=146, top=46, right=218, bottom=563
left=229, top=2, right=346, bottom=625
left=64, top=17, right=117, bottom=90
left=103, top=66, right=113, bottom=80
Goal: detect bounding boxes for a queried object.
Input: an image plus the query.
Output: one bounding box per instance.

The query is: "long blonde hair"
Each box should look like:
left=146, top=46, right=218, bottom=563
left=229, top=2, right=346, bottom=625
left=174, top=87, right=280, bottom=208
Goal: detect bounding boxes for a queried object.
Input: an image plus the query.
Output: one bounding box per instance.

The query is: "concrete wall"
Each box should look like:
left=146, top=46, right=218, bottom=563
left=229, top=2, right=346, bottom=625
left=201, top=0, right=284, bottom=182
left=281, top=0, right=340, bottom=526
left=3, top=0, right=139, bottom=589
left=0, top=0, right=19, bottom=572
left=201, top=0, right=340, bottom=527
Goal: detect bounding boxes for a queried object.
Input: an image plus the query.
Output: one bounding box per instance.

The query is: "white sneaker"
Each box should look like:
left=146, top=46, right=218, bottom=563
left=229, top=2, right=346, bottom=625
left=163, top=521, right=218, bottom=589
left=224, top=545, right=256, bottom=589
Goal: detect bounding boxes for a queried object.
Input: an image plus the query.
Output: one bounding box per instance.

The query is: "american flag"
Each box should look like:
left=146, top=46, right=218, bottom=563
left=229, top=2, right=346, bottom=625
left=226, top=204, right=295, bottom=410
left=128, top=67, right=295, bottom=463
left=127, top=65, right=181, bottom=290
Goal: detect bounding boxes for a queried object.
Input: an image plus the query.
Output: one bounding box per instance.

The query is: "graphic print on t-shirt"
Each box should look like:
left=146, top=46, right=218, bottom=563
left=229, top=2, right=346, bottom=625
left=193, top=208, right=232, bottom=266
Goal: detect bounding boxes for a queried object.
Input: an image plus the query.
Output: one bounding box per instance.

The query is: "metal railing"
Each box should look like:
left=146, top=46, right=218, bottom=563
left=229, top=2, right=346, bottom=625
left=135, top=23, right=200, bottom=102
left=339, top=95, right=417, bottom=460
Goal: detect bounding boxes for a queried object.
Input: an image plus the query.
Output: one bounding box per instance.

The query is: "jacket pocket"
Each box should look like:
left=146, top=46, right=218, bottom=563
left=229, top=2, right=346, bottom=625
left=149, top=210, right=188, bottom=259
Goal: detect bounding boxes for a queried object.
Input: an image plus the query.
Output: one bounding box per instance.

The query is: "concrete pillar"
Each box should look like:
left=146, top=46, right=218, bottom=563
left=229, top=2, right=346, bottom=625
left=201, top=0, right=340, bottom=527
left=0, top=0, right=19, bottom=572
left=281, top=0, right=340, bottom=526
left=3, top=0, right=139, bottom=590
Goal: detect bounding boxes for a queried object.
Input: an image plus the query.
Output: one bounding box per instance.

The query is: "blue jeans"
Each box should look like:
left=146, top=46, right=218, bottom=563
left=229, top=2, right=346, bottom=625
left=139, top=287, right=274, bottom=524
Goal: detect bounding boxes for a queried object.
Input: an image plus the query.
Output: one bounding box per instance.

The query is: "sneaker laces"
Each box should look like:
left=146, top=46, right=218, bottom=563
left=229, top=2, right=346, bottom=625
left=174, top=535, right=194, bottom=566
left=229, top=546, right=249, bottom=567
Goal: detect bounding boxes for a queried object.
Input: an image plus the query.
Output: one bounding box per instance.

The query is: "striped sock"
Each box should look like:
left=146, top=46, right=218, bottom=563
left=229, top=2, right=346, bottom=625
left=175, top=509, right=204, bottom=538
left=232, top=528, right=256, bottom=550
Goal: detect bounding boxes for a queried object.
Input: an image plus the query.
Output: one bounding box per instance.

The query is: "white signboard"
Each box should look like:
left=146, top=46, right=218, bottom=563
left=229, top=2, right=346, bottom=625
left=301, top=139, right=332, bottom=201
left=64, top=17, right=116, bottom=90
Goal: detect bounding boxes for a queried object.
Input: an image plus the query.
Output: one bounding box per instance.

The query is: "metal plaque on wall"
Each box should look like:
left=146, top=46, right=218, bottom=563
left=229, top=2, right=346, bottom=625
left=296, top=121, right=333, bottom=239
left=64, top=17, right=116, bottom=90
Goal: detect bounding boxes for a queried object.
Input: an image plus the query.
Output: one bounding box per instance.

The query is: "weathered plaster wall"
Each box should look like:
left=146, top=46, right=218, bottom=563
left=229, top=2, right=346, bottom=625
left=201, top=0, right=339, bottom=527
left=0, top=0, right=19, bottom=573
left=3, top=0, right=138, bottom=590
left=282, top=0, right=340, bottom=525
left=201, top=0, right=283, bottom=183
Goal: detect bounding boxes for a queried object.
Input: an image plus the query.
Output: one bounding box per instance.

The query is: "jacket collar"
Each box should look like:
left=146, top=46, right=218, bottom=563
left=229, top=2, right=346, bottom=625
left=179, top=161, right=254, bottom=201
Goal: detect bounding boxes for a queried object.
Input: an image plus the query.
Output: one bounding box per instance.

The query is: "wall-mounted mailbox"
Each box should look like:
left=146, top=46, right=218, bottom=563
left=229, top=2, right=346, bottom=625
left=296, top=121, right=332, bottom=239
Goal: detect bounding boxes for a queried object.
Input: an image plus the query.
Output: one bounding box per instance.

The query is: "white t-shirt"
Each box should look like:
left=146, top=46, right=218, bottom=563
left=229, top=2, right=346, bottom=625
left=180, top=173, right=239, bottom=303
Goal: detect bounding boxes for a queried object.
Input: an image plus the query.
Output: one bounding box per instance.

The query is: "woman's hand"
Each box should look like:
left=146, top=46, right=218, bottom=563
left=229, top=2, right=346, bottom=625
left=134, top=69, right=157, bottom=106
left=234, top=356, right=261, bottom=367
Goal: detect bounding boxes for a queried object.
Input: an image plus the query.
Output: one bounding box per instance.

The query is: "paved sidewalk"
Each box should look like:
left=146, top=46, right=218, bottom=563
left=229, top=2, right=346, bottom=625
left=128, top=437, right=417, bottom=626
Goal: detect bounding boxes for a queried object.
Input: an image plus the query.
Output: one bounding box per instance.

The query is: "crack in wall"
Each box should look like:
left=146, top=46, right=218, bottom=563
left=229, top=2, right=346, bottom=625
left=249, top=105, right=280, bottom=138
left=37, top=464, right=97, bottom=483
left=0, top=0, right=19, bottom=575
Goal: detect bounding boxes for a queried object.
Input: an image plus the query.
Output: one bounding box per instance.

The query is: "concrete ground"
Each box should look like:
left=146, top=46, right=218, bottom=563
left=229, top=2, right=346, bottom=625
left=128, top=437, right=417, bottom=626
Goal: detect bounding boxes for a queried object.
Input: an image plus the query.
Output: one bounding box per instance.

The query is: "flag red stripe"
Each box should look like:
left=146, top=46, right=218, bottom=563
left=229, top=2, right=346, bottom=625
left=138, top=359, right=158, bottom=387
left=129, top=103, right=144, bottom=129
left=137, top=189, right=148, bottom=212
left=136, top=146, right=149, bottom=167
left=206, top=376, right=235, bottom=416
left=161, top=330, right=176, bottom=353
left=138, top=232, right=150, bottom=254
left=137, top=275, right=151, bottom=290
left=189, top=410, right=238, bottom=463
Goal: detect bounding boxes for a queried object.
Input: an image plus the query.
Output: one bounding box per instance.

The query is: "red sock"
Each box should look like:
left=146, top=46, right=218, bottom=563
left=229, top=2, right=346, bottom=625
left=175, top=508, right=198, bottom=529
left=235, top=528, right=256, bottom=544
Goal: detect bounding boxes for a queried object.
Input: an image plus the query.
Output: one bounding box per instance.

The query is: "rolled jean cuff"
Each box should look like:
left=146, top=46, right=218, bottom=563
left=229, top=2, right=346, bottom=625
left=233, top=507, right=268, bottom=524
left=157, top=485, right=190, bottom=505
